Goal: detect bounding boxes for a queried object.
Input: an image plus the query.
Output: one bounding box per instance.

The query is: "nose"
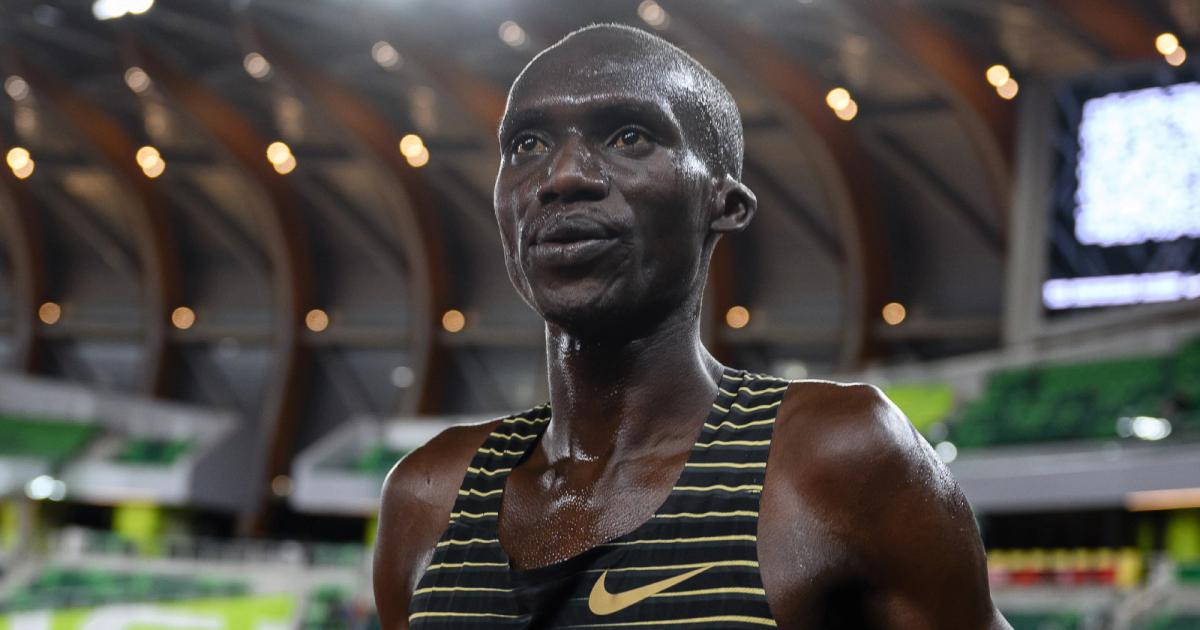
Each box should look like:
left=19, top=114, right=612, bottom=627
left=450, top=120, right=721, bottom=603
left=537, top=136, right=608, bottom=206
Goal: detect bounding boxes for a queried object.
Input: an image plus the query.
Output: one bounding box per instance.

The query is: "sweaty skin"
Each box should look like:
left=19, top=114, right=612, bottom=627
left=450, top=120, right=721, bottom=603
left=374, top=26, right=1009, bottom=629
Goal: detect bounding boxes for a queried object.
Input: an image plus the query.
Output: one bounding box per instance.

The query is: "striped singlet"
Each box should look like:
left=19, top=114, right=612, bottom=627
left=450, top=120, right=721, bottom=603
left=409, top=368, right=787, bottom=628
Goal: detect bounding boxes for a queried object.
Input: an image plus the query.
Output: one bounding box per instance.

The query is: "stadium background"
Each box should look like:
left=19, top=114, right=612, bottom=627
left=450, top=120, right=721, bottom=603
left=1, top=0, right=1199, bottom=628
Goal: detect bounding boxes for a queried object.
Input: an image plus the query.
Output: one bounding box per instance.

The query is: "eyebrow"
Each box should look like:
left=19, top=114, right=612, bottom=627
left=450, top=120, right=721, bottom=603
left=498, top=96, right=680, bottom=147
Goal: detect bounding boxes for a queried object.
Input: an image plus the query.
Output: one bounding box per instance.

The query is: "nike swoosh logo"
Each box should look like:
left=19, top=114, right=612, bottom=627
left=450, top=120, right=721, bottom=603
left=588, top=564, right=714, bottom=616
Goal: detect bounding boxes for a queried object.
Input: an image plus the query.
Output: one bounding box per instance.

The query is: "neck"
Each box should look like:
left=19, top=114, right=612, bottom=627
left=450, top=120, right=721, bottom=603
left=540, top=306, right=722, bottom=465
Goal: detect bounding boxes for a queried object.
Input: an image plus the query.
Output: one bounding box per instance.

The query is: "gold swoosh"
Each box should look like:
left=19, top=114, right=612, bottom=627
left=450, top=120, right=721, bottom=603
left=588, top=564, right=714, bottom=616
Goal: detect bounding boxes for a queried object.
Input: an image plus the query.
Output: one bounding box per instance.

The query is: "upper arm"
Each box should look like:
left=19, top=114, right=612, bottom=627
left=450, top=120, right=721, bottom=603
left=852, top=389, right=1007, bottom=629
left=764, top=382, right=1008, bottom=629
left=373, top=422, right=496, bottom=630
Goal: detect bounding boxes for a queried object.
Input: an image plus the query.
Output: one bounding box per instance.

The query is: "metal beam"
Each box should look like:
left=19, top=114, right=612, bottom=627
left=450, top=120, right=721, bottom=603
left=742, top=154, right=843, bottom=263
left=36, top=186, right=141, bottom=281
left=665, top=1, right=889, bottom=369
left=1041, top=0, right=1161, bottom=60
left=16, top=55, right=180, bottom=397
left=131, top=40, right=313, bottom=533
left=864, top=130, right=1004, bottom=254
left=252, top=27, right=450, bottom=415
left=0, top=158, right=46, bottom=373
left=840, top=0, right=1013, bottom=240
left=290, top=173, right=408, bottom=278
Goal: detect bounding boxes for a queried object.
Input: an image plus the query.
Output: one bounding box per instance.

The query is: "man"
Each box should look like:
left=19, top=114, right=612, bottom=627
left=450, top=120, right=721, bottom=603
left=375, top=24, right=1008, bottom=629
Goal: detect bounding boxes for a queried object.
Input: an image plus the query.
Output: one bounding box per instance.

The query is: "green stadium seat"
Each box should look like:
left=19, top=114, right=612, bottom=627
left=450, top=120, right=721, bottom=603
left=0, top=415, right=99, bottom=464
left=1144, top=612, right=1200, bottom=630
left=949, top=339, right=1200, bottom=449
left=350, top=446, right=411, bottom=476
left=0, top=568, right=247, bottom=613
left=1002, top=610, right=1084, bottom=630
left=115, top=438, right=191, bottom=465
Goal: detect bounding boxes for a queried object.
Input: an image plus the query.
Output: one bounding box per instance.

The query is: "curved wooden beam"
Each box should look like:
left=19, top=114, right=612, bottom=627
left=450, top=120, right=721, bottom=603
left=1042, top=0, right=1161, bottom=60
left=16, top=56, right=179, bottom=396
left=842, top=0, right=1013, bottom=245
left=251, top=28, right=450, bottom=416
left=666, top=1, right=888, bottom=369
left=130, top=41, right=313, bottom=531
left=0, top=158, right=47, bottom=372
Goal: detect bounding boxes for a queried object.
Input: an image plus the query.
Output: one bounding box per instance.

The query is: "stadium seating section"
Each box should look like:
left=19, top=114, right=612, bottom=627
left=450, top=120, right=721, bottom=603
left=301, top=585, right=380, bottom=630
left=0, top=568, right=247, bottom=612
left=348, top=446, right=411, bottom=476
left=115, top=438, right=191, bottom=465
left=948, top=338, right=1200, bottom=448
left=0, top=415, right=98, bottom=464
left=1001, top=610, right=1084, bottom=630
left=1144, top=613, right=1200, bottom=630
left=987, top=548, right=1142, bottom=588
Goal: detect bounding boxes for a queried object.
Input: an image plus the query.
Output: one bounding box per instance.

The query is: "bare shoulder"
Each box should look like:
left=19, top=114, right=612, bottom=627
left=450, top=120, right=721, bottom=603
left=768, top=378, right=967, bottom=534
left=379, top=419, right=501, bottom=516
left=766, top=381, right=951, bottom=500
left=373, top=419, right=501, bottom=630
left=760, top=381, right=1003, bottom=628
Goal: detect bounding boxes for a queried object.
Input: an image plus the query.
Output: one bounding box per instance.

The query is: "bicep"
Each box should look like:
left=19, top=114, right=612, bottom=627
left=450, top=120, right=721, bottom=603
left=371, top=423, right=492, bottom=629
left=869, top=433, right=1001, bottom=629
left=373, top=472, right=425, bottom=630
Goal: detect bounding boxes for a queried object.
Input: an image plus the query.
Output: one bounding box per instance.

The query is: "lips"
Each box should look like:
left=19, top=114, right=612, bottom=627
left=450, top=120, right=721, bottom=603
left=528, top=215, right=624, bottom=266
left=533, top=217, right=617, bottom=245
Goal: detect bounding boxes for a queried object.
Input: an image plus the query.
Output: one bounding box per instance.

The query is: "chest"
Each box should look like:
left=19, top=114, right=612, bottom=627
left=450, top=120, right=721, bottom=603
left=497, top=453, right=688, bottom=570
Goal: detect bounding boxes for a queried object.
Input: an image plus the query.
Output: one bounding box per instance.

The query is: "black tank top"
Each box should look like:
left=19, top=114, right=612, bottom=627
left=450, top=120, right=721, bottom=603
left=409, top=368, right=786, bottom=628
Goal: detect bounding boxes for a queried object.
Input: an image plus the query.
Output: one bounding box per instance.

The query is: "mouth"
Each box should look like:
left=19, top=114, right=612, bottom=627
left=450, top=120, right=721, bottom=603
left=528, top=217, right=625, bottom=267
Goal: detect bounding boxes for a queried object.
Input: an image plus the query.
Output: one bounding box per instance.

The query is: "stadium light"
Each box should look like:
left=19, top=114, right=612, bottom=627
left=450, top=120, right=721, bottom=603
left=638, top=0, right=670, bottom=29
left=93, top=0, right=154, bottom=20
left=1156, top=33, right=1180, bottom=56
left=243, top=52, right=272, bottom=80
left=372, top=41, right=402, bottom=69
left=124, top=67, right=151, bottom=93
left=4, top=75, right=30, bottom=101
left=39, top=301, right=62, bottom=325
left=499, top=21, right=527, bottom=48
left=882, top=302, right=907, bottom=325
left=442, top=309, right=466, bottom=333
left=725, top=305, right=750, bottom=329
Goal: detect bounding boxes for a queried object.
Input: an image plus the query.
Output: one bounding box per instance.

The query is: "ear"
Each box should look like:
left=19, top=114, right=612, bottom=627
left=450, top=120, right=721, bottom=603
left=708, top=174, right=757, bottom=234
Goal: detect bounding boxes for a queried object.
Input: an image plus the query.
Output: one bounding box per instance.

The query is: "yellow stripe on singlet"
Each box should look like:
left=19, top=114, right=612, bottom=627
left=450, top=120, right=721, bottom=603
left=719, top=385, right=790, bottom=397
left=694, top=440, right=772, bottom=448
left=466, top=466, right=512, bottom=476
left=435, top=537, right=500, bottom=548
left=457, top=488, right=504, bottom=497
left=449, top=510, right=499, bottom=520
left=683, top=461, right=766, bottom=469
left=731, top=400, right=783, bottom=413
left=410, top=611, right=522, bottom=621
left=672, top=484, right=763, bottom=493
left=492, top=431, right=539, bottom=441
left=505, top=415, right=550, bottom=425
left=650, top=586, right=767, bottom=598
left=565, top=614, right=777, bottom=627
left=412, top=586, right=513, bottom=596
left=703, top=418, right=775, bottom=431
left=586, top=559, right=759, bottom=573
left=477, top=447, right=527, bottom=456
left=424, top=561, right=508, bottom=571
left=607, top=534, right=757, bottom=546
left=652, top=510, right=759, bottom=519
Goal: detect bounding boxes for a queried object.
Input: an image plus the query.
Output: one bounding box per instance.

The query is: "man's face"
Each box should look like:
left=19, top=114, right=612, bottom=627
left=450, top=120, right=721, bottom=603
left=494, top=39, right=714, bottom=336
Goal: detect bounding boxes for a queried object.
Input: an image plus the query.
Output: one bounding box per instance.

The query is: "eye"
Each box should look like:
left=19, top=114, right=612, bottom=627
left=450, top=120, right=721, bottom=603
left=610, top=128, right=650, bottom=149
left=512, top=135, right=547, bottom=155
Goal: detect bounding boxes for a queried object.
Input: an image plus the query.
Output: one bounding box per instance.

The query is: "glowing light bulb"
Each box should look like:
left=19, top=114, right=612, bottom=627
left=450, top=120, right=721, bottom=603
left=725, top=305, right=750, bottom=329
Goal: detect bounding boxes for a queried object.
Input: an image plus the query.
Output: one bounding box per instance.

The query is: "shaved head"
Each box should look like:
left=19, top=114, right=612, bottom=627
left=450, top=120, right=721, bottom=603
left=502, top=23, right=744, bottom=180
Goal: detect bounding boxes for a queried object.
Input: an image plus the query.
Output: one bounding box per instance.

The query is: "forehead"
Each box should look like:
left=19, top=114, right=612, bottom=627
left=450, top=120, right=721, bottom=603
left=500, top=36, right=701, bottom=137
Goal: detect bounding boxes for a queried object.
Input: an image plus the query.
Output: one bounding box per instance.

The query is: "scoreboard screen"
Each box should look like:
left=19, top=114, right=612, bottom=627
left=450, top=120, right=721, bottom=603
left=1043, top=79, right=1200, bottom=312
